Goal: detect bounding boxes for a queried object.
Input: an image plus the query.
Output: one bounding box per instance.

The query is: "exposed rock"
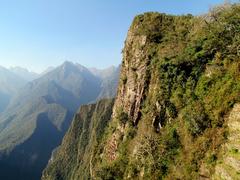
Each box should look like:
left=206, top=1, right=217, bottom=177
left=112, top=27, right=149, bottom=125
left=205, top=65, right=223, bottom=78
left=226, top=157, right=240, bottom=170
left=105, top=132, right=118, bottom=161
left=214, top=166, right=232, bottom=180
left=41, top=5, right=240, bottom=180
left=213, top=104, right=240, bottom=179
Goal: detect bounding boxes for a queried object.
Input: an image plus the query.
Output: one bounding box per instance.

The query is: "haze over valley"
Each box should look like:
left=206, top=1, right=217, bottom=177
left=0, top=62, right=119, bottom=180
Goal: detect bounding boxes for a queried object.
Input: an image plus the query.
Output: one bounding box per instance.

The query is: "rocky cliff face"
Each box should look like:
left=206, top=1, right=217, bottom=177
left=42, top=3, right=240, bottom=180
left=213, top=104, right=240, bottom=179
left=112, top=29, right=148, bottom=124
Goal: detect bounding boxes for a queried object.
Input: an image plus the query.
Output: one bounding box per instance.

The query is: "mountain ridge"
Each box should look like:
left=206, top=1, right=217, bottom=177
left=42, top=3, right=240, bottom=179
left=0, top=61, right=119, bottom=180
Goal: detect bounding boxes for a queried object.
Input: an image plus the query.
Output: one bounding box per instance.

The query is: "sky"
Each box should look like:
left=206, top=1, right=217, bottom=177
left=0, top=0, right=237, bottom=73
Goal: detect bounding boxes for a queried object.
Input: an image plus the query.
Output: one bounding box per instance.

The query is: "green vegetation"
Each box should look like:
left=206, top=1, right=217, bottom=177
left=121, top=75, right=127, bottom=85
left=116, top=108, right=129, bottom=125
left=0, top=63, right=119, bottom=180
left=42, top=3, right=240, bottom=180
left=112, top=3, right=239, bottom=179
left=42, top=99, right=114, bottom=180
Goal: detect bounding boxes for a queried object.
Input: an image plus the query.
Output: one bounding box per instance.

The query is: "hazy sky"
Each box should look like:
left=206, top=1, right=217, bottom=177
left=0, top=0, right=235, bottom=73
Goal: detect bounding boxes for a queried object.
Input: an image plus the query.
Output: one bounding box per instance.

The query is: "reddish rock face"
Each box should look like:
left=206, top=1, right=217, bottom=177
left=112, top=24, right=150, bottom=125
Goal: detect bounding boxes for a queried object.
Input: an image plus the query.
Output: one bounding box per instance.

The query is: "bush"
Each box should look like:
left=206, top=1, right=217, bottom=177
left=116, top=108, right=129, bottom=125
left=183, top=102, right=210, bottom=136
left=122, top=76, right=127, bottom=85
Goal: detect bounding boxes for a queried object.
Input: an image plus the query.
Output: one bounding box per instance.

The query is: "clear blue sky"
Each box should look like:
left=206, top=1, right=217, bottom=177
left=0, top=0, right=235, bottom=73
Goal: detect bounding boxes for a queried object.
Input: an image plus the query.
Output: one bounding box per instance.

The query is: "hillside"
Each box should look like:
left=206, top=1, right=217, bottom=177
left=9, top=66, right=39, bottom=82
left=42, top=99, right=114, bottom=180
left=0, top=66, right=40, bottom=112
left=42, top=3, right=240, bottom=180
left=0, top=66, right=27, bottom=112
left=0, top=62, right=119, bottom=180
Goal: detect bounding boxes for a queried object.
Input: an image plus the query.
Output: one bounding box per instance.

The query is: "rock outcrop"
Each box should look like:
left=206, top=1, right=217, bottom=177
left=112, top=30, right=149, bottom=124
left=42, top=3, right=240, bottom=180
left=213, top=104, right=240, bottom=180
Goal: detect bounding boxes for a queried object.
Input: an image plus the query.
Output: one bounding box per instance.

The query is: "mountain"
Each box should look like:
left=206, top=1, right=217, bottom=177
left=90, top=65, right=118, bottom=79
left=40, top=67, right=55, bottom=76
left=9, top=67, right=39, bottom=82
left=0, top=92, right=11, bottom=114
left=0, top=61, right=119, bottom=180
left=42, top=99, right=114, bottom=180
left=0, top=66, right=39, bottom=113
left=0, top=66, right=27, bottom=95
left=0, top=66, right=27, bottom=112
left=90, top=65, right=121, bottom=100
left=42, top=3, right=240, bottom=180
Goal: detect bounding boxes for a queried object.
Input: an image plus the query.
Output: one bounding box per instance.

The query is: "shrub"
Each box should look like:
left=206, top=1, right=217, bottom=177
left=122, top=76, right=127, bottom=85
left=183, top=102, right=211, bottom=136
left=116, top=108, right=129, bottom=125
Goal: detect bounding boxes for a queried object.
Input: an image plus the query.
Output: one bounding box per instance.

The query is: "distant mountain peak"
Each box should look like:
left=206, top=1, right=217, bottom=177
left=61, top=61, right=85, bottom=70
left=9, top=66, right=39, bottom=82
left=41, top=67, right=55, bottom=75
left=59, top=61, right=92, bottom=76
left=0, top=65, right=9, bottom=72
left=89, top=65, right=120, bottom=79
left=10, top=66, right=34, bottom=73
left=62, top=60, right=74, bottom=66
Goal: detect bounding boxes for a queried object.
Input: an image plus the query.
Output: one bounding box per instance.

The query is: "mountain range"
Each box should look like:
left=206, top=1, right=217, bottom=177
left=43, top=3, right=240, bottom=180
left=9, top=67, right=39, bottom=82
left=1, top=2, right=238, bottom=180
left=0, top=66, right=28, bottom=112
left=0, top=61, right=119, bottom=180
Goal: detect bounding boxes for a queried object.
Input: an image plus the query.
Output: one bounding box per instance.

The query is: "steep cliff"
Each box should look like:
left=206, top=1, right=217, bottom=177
left=213, top=104, right=240, bottom=179
left=42, top=3, right=240, bottom=179
left=42, top=99, right=114, bottom=180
